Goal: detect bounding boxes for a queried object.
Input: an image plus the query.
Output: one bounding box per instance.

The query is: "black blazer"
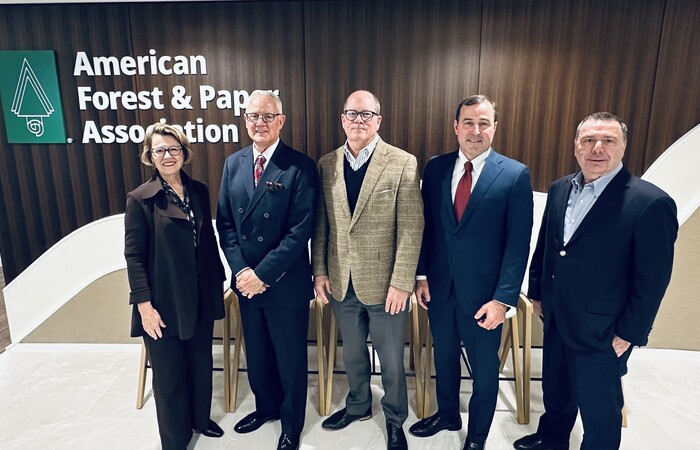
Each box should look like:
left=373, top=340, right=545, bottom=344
left=529, top=167, right=678, bottom=351
left=216, top=141, right=318, bottom=308
left=125, top=171, right=225, bottom=339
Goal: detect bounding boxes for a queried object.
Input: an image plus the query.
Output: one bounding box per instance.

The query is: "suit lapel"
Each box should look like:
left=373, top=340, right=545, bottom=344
left=566, top=168, right=630, bottom=246
left=144, top=173, right=187, bottom=220
left=456, top=151, right=503, bottom=231
left=186, top=177, right=204, bottom=239
left=242, top=143, right=285, bottom=222
left=350, top=142, right=388, bottom=230
left=440, top=152, right=459, bottom=231
left=332, top=149, right=352, bottom=222
left=241, top=146, right=255, bottom=199
left=553, top=175, right=574, bottom=246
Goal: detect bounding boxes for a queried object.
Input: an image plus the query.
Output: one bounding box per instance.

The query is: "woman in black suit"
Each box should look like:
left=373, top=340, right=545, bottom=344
left=124, top=122, right=225, bottom=449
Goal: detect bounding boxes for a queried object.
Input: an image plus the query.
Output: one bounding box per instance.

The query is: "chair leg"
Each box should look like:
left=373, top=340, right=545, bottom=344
left=410, top=295, right=425, bottom=418
left=621, top=379, right=628, bottom=427
left=325, top=311, right=338, bottom=416
left=222, top=290, right=232, bottom=413
left=230, top=293, right=245, bottom=413
left=421, top=328, right=433, bottom=416
left=314, top=298, right=327, bottom=415
left=510, top=314, right=525, bottom=424
left=499, top=319, right=513, bottom=373
left=409, top=310, right=416, bottom=372
left=522, top=299, right=532, bottom=424
left=136, top=341, right=148, bottom=409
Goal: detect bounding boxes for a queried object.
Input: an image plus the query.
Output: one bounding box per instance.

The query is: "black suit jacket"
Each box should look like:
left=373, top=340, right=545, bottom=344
left=529, top=167, right=678, bottom=351
left=125, top=171, right=225, bottom=339
left=216, top=141, right=318, bottom=308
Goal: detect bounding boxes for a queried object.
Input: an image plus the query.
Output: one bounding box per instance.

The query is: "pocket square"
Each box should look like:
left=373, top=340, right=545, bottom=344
left=266, top=181, right=285, bottom=191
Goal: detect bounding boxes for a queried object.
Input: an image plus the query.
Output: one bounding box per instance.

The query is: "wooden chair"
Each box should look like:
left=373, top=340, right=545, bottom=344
left=317, top=294, right=428, bottom=417
left=225, top=292, right=326, bottom=414
left=497, top=293, right=532, bottom=424
left=136, top=289, right=234, bottom=410
left=503, top=294, right=628, bottom=428
left=414, top=293, right=533, bottom=424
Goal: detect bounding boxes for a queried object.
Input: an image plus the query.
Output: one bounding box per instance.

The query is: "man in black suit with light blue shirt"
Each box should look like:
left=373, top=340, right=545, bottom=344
left=514, top=112, right=678, bottom=450
left=217, top=90, right=318, bottom=450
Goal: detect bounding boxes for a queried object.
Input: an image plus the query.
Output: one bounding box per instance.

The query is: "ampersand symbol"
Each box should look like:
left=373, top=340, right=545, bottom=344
left=171, top=85, right=193, bottom=109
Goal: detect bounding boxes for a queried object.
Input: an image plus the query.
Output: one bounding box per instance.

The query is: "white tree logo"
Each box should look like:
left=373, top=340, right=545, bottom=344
left=10, top=58, right=54, bottom=138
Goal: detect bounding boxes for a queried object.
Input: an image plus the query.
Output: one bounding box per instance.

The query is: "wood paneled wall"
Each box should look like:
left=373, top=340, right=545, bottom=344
left=303, top=0, right=482, bottom=168
left=480, top=0, right=666, bottom=191
left=0, top=0, right=698, bottom=282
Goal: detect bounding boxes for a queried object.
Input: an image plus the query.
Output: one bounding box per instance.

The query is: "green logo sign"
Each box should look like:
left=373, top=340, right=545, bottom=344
left=0, top=50, right=67, bottom=144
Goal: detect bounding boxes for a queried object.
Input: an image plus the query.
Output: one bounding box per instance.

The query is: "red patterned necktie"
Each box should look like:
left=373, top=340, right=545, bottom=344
left=454, top=161, right=473, bottom=222
left=254, top=154, right=266, bottom=187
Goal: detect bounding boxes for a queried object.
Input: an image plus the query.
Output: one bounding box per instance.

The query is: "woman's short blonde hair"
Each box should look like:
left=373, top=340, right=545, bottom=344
left=140, top=122, right=193, bottom=166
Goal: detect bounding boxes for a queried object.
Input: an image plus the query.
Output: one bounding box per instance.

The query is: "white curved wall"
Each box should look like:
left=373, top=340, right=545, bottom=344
left=641, top=123, right=700, bottom=226
left=4, top=215, right=126, bottom=344
left=3, top=215, right=232, bottom=344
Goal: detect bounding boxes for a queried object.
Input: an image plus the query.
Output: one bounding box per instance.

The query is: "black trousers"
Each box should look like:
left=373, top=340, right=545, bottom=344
left=239, top=302, right=309, bottom=435
left=537, top=317, right=631, bottom=450
left=143, top=319, right=214, bottom=450
left=427, top=283, right=502, bottom=444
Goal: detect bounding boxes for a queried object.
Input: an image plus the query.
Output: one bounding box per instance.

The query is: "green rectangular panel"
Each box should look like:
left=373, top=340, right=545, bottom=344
left=0, top=50, right=67, bottom=144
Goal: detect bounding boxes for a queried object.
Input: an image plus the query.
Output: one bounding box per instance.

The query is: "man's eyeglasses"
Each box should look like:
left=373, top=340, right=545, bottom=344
left=343, top=110, right=379, bottom=122
left=244, top=113, right=282, bottom=124
left=151, top=146, right=182, bottom=158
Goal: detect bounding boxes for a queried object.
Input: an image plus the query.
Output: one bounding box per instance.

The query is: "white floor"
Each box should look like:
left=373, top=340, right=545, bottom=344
left=0, top=344, right=699, bottom=450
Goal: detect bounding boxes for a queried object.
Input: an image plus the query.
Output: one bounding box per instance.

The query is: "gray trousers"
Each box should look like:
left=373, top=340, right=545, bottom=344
left=330, top=281, right=409, bottom=426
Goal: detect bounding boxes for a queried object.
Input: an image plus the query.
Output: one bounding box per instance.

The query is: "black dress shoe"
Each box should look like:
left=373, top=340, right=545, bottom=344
left=387, top=423, right=408, bottom=450
left=233, top=411, right=280, bottom=434
left=409, top=413, right=462, bottom=437
left=277, top=432, right=301, bottom=450
left=464, top=440, right=485, bottom=450
left=513, top=433, right=568, bottom=450
left=195, top=419, right=224, bottom=438
left=321, top=407, right=372, bottom=430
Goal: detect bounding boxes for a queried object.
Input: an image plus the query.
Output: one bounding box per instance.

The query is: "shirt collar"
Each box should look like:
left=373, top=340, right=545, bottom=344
left=253, top=138, right=280, bottom=162
left=457, top=148, right=491, bottom=175
left=344, top=133, right=380, bottom=166
left=571, top=163, right=623, bottom=196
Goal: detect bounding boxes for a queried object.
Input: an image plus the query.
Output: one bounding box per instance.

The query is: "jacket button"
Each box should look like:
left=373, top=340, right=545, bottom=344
left=559, top=250, right=566, bottom=256
left=238, top=207, right=244, bottom=213
left=264, top=212, right=270, bottom=218
left=258, top=236, right=263, bottom=242
left=241, top=235, right=246, bottom=240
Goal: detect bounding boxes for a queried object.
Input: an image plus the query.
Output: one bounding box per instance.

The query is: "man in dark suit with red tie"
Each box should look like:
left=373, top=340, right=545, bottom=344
left=514, top=112, right=678, bottom=450
left=410, top=95, right=533, bottom=450
left=217, top=90, right=318, bottom=450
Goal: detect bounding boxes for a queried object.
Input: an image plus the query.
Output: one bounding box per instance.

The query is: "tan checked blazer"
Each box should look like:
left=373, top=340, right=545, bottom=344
left=312, top=139, right=424, bottom=305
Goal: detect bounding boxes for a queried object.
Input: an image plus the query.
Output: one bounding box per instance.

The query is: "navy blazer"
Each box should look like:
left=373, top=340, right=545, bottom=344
left=418, top=150, right=533, bottom=314
left=125, top=171, right=225, bottom=340
left=528, top=167, right=678, bottom=351
left=216, top=141, right=318, bottom=308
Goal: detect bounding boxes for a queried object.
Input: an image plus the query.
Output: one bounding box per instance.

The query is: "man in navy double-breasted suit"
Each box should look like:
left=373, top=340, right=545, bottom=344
left=514, top=113, right=678, bottom=450
left=217, top=90, right=318, bottom=450
left=410, top=95, right=533, bottom=450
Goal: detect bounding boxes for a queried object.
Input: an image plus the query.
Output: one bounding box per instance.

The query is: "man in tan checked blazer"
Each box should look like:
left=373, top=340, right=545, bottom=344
left=312, top=90, right=424, bottom=450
